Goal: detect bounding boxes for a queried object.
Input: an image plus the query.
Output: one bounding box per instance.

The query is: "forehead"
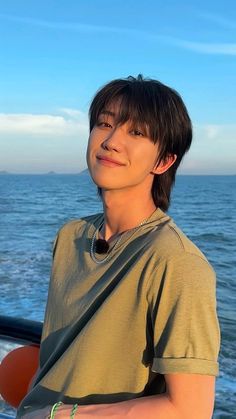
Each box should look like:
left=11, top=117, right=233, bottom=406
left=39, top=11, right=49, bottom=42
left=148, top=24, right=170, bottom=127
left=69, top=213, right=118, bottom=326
left=98, top=97, right=145, bottom=126
left=91, top=93, right=156, bottom=141
left=99, top=98, right=123, bottom=117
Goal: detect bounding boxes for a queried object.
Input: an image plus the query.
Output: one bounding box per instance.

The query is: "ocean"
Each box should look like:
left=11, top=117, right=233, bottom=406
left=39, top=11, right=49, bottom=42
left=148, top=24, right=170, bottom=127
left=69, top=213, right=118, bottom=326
left=0, top=173, right=235, bottom=418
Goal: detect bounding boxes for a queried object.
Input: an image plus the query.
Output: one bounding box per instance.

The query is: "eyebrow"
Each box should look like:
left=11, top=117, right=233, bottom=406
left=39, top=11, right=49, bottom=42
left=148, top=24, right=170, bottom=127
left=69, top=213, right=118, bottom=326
left=98, top=109, right=149, bottom=134
left=99, top=110, right=116, bottom=117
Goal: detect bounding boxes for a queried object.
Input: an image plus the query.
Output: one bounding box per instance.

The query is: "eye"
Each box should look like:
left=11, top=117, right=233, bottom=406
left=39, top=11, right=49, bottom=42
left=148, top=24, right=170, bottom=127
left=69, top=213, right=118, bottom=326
left=97, top=121, right=112, bottom=128
left=130, top=129, right=145, bottom=137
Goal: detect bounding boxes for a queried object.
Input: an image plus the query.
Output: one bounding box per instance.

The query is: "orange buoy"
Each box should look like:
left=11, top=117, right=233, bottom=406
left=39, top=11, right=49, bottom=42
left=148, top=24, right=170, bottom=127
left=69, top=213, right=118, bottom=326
left=0, top=345, right=39, bottom=408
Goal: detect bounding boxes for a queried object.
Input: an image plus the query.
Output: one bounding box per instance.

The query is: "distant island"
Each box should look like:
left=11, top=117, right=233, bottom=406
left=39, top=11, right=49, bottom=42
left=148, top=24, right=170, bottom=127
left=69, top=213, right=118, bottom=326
left=0, top=171, right=84, bottom=175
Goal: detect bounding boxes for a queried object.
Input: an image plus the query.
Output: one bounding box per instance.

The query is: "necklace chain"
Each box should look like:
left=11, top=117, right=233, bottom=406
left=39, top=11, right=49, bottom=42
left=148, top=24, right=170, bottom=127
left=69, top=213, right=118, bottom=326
left=90, top=214, right=153, bottom=264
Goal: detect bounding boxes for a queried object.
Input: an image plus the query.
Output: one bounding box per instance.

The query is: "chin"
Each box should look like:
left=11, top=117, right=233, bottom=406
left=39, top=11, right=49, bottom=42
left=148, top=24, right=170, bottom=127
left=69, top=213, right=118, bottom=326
left=91, top=178, right=126, bottom=191
left=91, top=181, right=120, bottom=190
left=89, top=171, right=118, bottom=189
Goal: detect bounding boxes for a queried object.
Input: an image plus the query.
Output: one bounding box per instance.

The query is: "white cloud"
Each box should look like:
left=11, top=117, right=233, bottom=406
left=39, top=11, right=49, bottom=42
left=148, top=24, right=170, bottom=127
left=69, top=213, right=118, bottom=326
left=179, top=123, right=236, bottom=174
left=0, top=13, right=137, bottom=34
left=172, top=39, right=236, bottom=55
left=203, top=125, right=220, bottom=139
left=0, top=109, right=89, bottom=173
left=0, top=109, right=88, bottom=136
left=0, top=13, right=236, bottom=56
left=194, top=124, right=236, bottom=141
left=60, top=108, right=87, bottom=119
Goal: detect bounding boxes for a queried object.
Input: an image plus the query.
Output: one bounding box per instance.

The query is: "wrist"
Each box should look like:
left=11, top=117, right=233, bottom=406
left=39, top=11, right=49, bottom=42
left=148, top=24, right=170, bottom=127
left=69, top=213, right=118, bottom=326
left=49, top=402, right=63, bottom=419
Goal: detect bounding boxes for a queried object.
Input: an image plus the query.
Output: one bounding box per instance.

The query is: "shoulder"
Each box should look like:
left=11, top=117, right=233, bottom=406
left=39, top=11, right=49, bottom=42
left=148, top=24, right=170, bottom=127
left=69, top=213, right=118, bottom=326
left=57, top=213, right=102, bottom=238
left=146, top=216, right=216, bottom=298
left=153, top=217, right=209, bottom=263
left=52, top=213, right=103, bottom=255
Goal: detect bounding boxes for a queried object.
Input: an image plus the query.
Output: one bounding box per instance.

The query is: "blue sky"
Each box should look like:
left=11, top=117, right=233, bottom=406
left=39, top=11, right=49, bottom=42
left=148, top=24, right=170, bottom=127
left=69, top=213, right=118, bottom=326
left=0, top=0, right=235, bottom=174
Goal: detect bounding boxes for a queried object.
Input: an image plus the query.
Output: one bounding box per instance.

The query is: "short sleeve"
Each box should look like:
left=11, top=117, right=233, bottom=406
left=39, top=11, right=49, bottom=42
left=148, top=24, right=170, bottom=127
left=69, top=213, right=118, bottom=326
left=146, top=253, right=220, bottom=376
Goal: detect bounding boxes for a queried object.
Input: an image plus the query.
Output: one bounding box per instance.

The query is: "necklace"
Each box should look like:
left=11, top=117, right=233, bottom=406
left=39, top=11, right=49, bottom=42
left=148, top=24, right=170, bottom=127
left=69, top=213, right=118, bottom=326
left=90, top=213, right=154, bottom=264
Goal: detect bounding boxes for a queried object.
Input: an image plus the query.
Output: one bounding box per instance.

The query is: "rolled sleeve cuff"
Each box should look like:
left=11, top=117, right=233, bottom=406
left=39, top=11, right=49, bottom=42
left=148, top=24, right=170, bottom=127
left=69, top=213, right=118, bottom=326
left=152, top=357, right=219, bottom=376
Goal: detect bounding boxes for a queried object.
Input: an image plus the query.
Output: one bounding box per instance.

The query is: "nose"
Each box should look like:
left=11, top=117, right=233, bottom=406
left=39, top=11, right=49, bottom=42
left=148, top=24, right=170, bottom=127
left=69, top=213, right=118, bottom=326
left=101, top=126, right=123, bottom=152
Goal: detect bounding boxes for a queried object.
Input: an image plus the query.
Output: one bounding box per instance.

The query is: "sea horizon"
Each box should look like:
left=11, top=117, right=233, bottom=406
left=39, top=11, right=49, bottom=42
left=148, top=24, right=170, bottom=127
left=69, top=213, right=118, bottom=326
left=0, top=171, right=235, bottom=176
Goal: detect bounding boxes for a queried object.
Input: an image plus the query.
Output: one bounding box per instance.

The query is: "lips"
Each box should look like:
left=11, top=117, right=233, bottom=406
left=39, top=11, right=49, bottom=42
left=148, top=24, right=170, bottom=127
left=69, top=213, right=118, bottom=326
left=96, top=155, right=125, bottom=166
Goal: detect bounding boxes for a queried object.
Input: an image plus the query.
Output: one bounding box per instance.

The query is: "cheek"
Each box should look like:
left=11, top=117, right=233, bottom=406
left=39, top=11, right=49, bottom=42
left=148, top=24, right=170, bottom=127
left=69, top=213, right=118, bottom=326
left=145, top=146, right=159, bottom=169
left=87, top=130, right=101, bottom=152
left=86, top=137, right=97, bottom=169
left=132, top=147, right=158, bottom=171
left=86, top=132, right=96, bottom=154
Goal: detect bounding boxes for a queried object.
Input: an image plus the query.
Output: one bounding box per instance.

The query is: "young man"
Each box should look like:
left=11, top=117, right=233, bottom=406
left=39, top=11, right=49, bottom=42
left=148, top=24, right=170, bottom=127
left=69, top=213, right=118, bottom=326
left=19, top=76, right=220, bottom=419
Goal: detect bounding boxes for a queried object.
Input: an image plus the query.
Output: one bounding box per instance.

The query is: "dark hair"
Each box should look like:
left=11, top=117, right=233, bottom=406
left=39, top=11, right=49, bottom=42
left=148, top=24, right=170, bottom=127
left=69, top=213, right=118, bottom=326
left=89, top=75, right=192, bottom=211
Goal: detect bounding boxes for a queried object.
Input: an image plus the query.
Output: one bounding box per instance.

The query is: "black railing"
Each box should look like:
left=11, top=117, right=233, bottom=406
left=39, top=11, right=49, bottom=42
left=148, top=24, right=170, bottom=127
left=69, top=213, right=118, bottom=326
left=0, top=315, right=42, bottom=345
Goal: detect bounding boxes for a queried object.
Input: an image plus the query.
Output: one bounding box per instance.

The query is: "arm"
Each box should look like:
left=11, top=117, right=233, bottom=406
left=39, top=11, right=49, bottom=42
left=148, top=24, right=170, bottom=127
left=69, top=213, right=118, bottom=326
left=75, top=374, right=215, bottom=419
left=164, top=373, right=215, bottom=419
left=32, top=373, right=213, bottom=419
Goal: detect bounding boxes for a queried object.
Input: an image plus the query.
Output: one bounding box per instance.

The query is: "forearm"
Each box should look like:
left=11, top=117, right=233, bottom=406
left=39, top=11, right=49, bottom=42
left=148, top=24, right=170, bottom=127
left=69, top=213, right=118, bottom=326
left=23, top=374, right=215, bottom=419
left=72, top=394, right=181, bottom=419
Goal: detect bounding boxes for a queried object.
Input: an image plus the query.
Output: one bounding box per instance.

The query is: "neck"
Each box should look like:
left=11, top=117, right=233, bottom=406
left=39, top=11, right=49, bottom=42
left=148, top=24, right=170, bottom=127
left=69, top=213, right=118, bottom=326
left=100, top=188, right=157, bottom=241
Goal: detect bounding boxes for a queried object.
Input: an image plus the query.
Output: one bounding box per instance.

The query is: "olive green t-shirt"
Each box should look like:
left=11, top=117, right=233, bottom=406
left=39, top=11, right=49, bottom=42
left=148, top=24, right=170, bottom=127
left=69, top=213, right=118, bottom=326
left=18, top=208, right=220, bottom=417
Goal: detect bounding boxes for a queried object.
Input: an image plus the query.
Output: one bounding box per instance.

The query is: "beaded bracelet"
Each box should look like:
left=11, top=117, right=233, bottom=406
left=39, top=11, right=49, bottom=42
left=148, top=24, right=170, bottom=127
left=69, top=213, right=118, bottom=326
left=50, top=401, right=63, bottom=419
left=70, top=404, right=79, bottom=418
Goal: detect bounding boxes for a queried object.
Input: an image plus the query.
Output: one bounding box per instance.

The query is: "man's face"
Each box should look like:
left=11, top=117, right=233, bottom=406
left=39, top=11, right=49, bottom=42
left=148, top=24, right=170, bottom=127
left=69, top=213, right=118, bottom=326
left=86, top=104, right=160, bottom=194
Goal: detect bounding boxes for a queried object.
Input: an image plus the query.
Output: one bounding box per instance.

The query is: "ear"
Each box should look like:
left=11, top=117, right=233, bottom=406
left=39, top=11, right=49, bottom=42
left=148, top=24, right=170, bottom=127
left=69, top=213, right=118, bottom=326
left=151, top=154, right=177, bottom=175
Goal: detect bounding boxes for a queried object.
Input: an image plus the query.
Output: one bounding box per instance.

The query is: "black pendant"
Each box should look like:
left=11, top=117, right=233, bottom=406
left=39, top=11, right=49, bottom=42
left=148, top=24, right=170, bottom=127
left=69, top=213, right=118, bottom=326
left=95, top=239, right=110, bottom=254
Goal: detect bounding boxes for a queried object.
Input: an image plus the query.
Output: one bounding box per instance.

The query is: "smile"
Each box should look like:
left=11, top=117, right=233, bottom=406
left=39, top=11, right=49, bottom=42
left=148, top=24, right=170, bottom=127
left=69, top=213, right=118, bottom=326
left=96, top=156, right=126, bottom=167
